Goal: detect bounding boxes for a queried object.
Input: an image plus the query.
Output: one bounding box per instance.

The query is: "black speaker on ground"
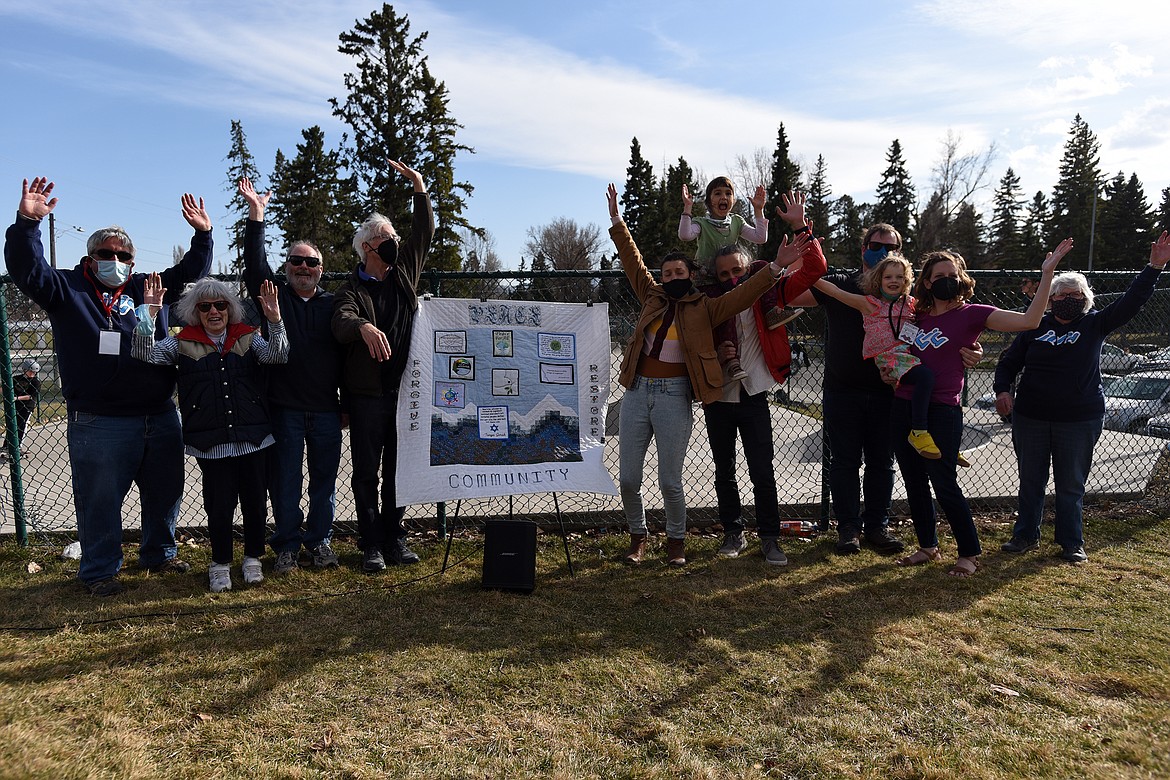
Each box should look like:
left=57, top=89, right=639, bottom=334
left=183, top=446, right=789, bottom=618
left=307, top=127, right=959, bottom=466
left=482, top=519, right=537, bottom=593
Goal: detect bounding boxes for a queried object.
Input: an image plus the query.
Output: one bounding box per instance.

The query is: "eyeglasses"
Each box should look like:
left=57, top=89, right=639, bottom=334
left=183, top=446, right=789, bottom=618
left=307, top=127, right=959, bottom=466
left=196, top=301, right=229, bottom=313
left=93, top=248, right=134, bottom=262
left=287, top=255, right=321, bottom=268
left=867, top=241, right=900, bottom=252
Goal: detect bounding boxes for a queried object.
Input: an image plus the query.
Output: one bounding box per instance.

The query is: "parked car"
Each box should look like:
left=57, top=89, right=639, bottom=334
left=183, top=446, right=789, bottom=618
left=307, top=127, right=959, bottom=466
left=1137, top=346, right=1170, bottom=372
left=1129, top=343, right=1162, bottom=355
left=1099, top=343, right=1144, bottom=373
left=1102, top=371, right=1170, bottom=433
left=975, top=375, right=1120, bottom=424
left=1145, top=412, right=1170, bottom=439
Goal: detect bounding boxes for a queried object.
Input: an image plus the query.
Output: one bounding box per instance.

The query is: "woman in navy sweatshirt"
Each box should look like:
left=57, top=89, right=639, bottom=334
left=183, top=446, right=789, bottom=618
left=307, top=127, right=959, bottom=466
left=993, top=231, right=1170, bottom=563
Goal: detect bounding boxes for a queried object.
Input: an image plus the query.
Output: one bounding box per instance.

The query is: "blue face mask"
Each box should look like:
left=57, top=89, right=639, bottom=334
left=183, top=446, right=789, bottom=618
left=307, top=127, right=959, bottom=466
left=862, top=247, right=888, bottom=269
left=91, top=259, right=132, bottom=288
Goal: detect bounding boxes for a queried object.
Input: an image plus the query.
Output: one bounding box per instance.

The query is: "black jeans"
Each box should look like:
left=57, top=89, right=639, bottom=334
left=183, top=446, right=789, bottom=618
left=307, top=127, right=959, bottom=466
left=348, top=391, right=405, bottom=551
left=822, top=389, right=894, bottom=537
left=197, top=450, right=268, bottom=565
left=703, top=391, right=781, bottom=538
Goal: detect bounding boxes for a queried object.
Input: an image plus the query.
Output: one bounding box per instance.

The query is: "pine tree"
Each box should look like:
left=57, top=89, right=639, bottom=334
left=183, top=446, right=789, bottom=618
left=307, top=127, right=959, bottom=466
left=329, top=3, right=474, bottom=272
left=224, top=119, right=262, bottom=273
left=762, top=124, right=802, bottom=261
left=1020, top=191, right=1049, bottom=266
left=621, top=138, right=658, bottom=256
left=268, top=126, right=358, bottom=272
left=873, top=139, right=915, bottom=251
left=657, top=157, right=699, bottom=261
left=805, top=155, right=833, bottom=237
left=1095, top=172, right=1155, bottom=269
left=1047, top=114, right=1102, bottom=270
left=986, top=167, right=1024, bottom=268
left=944, top=202, right=986, bottom=268
left=1157, top=186, right=1170, bottom=235
left=828, top=194, right=866, bottom=267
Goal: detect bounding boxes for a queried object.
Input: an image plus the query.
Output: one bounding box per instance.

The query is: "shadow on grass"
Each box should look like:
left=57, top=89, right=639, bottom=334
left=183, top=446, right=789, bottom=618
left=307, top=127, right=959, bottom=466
left=0, top=508, right=1166, bottom=722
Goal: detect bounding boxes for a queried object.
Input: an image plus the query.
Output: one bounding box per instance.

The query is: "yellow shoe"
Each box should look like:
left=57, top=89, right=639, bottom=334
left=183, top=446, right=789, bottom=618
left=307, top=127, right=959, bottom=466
left=908, top=430, right=942, bottom=459
left=957, top=451, right=972, bottom=468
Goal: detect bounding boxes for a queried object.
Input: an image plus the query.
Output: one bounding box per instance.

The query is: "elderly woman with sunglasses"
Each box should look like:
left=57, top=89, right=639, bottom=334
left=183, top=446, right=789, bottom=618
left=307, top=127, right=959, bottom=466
left=132, top=275, right=288, bottom=592
left=993, top=232, right=1170, bottom=564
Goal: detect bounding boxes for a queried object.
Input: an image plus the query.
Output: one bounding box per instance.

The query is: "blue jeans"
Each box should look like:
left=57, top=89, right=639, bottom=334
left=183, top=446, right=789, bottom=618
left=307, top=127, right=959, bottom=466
left=267, top=404, right=343, bottom=554
left=67, top=409, right=183, bottom=584
left=891, top=399, right=982, bottom=558
left=1011, top=411, right=1102, bottom=550
left=618, top=376, right=694, bottom=539
left=702, top=390, right=780, bottom=538
left=822, top=389, right=894, bottom=536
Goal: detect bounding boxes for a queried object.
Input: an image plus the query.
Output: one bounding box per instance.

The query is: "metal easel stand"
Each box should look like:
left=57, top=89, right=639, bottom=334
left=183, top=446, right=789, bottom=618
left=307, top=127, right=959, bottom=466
left=440, top=493, right=575, bottom=577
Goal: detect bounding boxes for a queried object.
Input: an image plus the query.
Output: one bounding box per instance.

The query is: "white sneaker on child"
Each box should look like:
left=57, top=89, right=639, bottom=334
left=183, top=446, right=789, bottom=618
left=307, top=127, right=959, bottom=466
left=242, top=556, right=264, bottom=585
left=209, top=563, right=232, bottom=593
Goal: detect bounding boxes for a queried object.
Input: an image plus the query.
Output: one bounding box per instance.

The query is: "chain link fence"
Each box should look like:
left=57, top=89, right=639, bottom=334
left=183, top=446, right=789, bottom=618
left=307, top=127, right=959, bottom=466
left=3, top=267, right=1169, bottom=546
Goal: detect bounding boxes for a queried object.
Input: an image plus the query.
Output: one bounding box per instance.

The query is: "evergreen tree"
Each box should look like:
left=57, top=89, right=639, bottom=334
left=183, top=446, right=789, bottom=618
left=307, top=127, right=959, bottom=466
left=268, top=126, right=358, bottom=272
left=873, top=139, right=915, bottom=251
left=914, top=191, right=948, bottom=256
left=1047, top=114, right=1102, bottom=269
left=224, top=119, right=262, bottom=273
left=657, top=157, right=699, bottom=262
left=621, top=137, right=659, bottom=256
left=762, top=124, right=802, bottom=261
left=1095, top=172, right=1155, bottom=269
left=329, top=4, right=474, bottom=272
left=1020, top=191, right=1049, bottom=266
left=944, top=202, right=986, bottom=268
left=986, top=167, right=1024, bottom=268
left=828, top=194, right=866, bottom=267
left=805, top=155, right=833, bottom=237
left=1159, top=186, right=1170, bottom=234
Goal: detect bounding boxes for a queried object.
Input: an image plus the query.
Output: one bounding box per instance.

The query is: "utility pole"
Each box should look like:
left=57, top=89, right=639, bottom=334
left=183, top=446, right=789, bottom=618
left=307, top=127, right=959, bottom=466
left=48, top=213, right=57, bottom=268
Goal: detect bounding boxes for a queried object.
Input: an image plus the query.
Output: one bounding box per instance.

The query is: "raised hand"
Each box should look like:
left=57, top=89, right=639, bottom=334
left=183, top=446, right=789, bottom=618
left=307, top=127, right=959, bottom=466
left=779, top=191, right=808, bottom=228
left=1150, top=231, right=1170, bottom=268
left=143, top=272, right=167, bottom=316
left=388, top=159, right=426, bottom=192
left=181, top=193, right=211, bottom=232
left=258, top=279, right=281, bottom=323
left=771, top=232, right=812, bottom=271
left=748, top=185, right=766, bottom=214
left=682, top=184, right=693, bottom=215
left=606, top=183, right=620, bottom=220
left=1042, top=238, right=1073, bottom=274
left=238, top=177, right=271, bottom=220
left=18, top=177, right=58, bottom=220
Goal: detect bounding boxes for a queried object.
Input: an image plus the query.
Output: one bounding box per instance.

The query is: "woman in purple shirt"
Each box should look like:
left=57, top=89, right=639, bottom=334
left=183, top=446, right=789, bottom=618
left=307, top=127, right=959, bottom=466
left=894, top=240, right=1071, bottom=577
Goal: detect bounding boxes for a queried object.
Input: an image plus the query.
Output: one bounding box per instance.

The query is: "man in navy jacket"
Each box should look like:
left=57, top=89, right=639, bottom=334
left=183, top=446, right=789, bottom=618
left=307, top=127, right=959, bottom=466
left=4, top=177, right=213, bottom=595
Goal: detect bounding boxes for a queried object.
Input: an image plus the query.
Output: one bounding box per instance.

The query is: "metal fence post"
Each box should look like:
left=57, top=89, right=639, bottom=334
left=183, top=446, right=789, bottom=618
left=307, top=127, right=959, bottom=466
left=0, top=288, right=29, bottom=546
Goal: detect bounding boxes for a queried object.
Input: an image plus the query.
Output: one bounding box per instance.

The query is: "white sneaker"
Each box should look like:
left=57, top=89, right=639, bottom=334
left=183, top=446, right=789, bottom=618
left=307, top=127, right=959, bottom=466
left=209, top=563, right=232, bottom=593
left=242, top=556, right=264, bottom=585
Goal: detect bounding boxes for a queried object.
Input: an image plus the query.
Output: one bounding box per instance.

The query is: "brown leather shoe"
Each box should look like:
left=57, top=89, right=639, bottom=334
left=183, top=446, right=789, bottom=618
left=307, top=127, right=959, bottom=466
left=666, top=537, right=686, bottom=567
left=625, top=533, right=647, bottom=564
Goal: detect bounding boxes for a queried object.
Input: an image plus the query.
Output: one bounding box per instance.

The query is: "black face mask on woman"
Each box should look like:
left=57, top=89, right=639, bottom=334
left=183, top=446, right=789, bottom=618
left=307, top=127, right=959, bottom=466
left=1051, top=297, right=1086, bottom=321
left=662, top=278, right=693, bottom=299
left=930, top=276, right=960, bottom=301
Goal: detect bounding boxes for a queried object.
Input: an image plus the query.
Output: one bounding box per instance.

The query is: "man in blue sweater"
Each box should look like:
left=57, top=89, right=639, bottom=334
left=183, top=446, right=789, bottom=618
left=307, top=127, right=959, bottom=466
left=239, top=177, right=344, bottom=574
left=4, top=177, right=214, bottom=596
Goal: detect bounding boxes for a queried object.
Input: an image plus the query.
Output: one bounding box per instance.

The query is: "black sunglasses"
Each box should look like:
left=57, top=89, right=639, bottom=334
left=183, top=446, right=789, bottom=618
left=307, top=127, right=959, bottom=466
left=93, top=248, right=134, bottom=262
left=867, top=241, right=900, bottom=252
left=196, top=300, right=229, bottom=313
left=287, top=255, right=321, bottom=268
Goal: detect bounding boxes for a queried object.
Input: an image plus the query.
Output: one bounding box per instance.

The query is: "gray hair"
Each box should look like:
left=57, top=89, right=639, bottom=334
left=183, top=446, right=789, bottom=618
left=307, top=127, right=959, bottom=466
left=1049, top=271, right=1094, bottom=313
left=352, top=213, right=398, bottom=262
left=174, top=277, right=245, bottom=325
left=287, top=239, right=322, bottom=259
left=87, top=226, right=136, bottom=258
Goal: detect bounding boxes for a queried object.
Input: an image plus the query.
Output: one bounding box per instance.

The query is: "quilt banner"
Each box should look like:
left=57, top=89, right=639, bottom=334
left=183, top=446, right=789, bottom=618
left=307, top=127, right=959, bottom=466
left=396, top=297, right=617, bottom=504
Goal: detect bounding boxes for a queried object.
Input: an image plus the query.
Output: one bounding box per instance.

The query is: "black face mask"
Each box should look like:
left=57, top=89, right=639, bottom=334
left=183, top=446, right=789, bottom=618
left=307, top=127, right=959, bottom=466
left=1051, top=297, right=1086, bottom=321
left=376, top=237, right=399, bottom=267
left=721, top=275, right=740, bottom=293
left=662, top=278, right=693, bottom=299
left=930, top=276, right=960, bottom=301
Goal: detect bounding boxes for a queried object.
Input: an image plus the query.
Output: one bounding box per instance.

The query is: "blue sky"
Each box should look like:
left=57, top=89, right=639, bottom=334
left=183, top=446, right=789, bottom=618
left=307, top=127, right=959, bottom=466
left=2, top=0, right=1168, bottom=273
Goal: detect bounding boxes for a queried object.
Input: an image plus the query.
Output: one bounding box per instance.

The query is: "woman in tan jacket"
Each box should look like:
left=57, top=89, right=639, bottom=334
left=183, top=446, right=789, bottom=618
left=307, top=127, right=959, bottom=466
left=606, top=183, right=811, bottom=566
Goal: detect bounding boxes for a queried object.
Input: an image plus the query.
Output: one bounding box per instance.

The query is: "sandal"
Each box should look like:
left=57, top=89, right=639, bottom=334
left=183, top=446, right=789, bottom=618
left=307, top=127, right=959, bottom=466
left=947, top=556, right=981, bottom=578
left=896, top=547, right=942, bottom=567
